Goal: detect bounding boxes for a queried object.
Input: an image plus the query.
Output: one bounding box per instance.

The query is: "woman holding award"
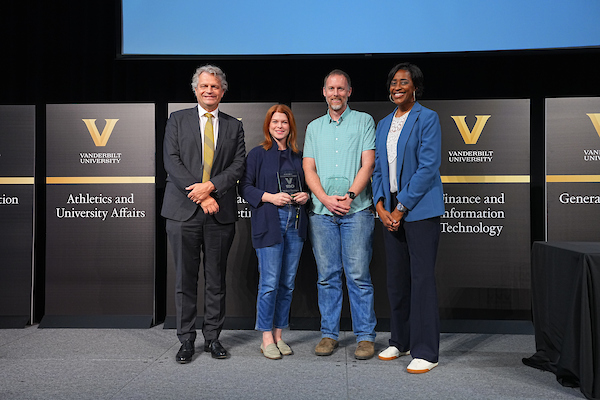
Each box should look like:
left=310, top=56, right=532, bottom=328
left=239, top=104, right=309, bottom=360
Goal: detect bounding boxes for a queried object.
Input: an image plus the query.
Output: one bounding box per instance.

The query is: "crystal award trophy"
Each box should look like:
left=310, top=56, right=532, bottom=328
left=277, top=170, right=302, bottom=194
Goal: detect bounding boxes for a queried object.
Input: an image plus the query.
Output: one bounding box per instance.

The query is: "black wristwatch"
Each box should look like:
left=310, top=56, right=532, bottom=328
left=346, top=191, right=356, bottom=200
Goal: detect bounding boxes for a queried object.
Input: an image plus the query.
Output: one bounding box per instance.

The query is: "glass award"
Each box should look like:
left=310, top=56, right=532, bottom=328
left=277, top=170, right=302, bottom=194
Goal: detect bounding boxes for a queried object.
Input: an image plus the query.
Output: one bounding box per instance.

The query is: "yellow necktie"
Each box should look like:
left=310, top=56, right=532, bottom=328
left=202, top=113, right=214, bottom=183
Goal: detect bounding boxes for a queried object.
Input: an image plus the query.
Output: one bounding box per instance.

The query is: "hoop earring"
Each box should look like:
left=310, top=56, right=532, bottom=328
left=389, top=94, right=395, bottom=103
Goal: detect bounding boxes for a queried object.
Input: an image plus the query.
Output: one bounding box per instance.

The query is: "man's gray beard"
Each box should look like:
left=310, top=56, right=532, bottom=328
left=328, top=101, right=344, bottom=111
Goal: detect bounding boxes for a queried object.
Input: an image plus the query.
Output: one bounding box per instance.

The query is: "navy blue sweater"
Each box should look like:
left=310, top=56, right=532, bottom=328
left=239, top=145, right=308, bottom=248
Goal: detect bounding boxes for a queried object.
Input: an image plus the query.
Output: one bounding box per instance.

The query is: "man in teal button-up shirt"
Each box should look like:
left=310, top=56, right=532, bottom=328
left=303, top=69, right=378, bottom=360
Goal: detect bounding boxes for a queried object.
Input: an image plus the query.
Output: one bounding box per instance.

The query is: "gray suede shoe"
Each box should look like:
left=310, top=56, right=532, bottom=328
left=261, top=343, right=282, bottom=359
left=276, top=340, right=293, bottom=356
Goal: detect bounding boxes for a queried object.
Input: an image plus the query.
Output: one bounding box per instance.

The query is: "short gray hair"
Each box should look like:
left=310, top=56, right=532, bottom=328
left=191, top=65, right=228, bottom=92
left=323, top=69, right=352, bottom=89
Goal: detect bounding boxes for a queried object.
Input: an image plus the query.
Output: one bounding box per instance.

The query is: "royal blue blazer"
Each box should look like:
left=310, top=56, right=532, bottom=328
left=372, top=102, right=444, bottom=222
left=239, top=145, right=308, bottom=249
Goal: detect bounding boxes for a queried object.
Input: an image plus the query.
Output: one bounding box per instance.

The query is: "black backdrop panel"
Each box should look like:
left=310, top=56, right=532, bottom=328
left=164, top=102, right=366, bottom=329
left=546, top=97, right=600, bottom=241
left=431, top=99, right=531, bottom=318
left=436, top=183, right=531, bottom=317
left=0, top=106, right=35, bottom=175
left=0, top=105, right=35, bottom=327
left=548, top=183, right=600, bottom=241
left=43, top=104, right=155, bottom=328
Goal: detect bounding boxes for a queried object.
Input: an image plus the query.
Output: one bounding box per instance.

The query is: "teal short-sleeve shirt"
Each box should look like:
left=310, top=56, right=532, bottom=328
left=303, top=107, right=376, bottom=215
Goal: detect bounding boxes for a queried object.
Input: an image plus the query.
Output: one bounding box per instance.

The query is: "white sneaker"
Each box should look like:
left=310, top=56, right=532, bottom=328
left=407, top=358, right=438, bottom=373
left=378, top=346, right=410, bottom=361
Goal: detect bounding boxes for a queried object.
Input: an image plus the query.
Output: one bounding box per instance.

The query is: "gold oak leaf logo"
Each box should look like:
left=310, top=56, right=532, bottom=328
left=587, top=114, right=600, bottom=138
left=82, top=119, right=119, bottom=146
left=451, top=115, right=491, bottom=145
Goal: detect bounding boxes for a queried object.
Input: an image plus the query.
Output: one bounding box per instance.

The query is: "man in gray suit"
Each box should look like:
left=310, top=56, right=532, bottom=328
left=162, top=65, right=246, bottom=363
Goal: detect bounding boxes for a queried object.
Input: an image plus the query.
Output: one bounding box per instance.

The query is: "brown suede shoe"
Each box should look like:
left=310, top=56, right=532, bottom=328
left=315, top=338, right=339, bottom=356
left=354, top=341, right=375, bottom=360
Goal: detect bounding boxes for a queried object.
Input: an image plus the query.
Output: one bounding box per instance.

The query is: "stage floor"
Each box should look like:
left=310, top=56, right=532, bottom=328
left=0, top=325, right=584, bottom=399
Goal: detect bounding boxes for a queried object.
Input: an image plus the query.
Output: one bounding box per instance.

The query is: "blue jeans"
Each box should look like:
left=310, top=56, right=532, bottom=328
left=255, top=205, right=304, bottom=331
left=309, top=209, right=376, bottom=342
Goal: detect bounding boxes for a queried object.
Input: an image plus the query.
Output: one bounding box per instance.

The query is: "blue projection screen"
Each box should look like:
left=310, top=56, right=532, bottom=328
left=122, top=0, right=600, bottom=56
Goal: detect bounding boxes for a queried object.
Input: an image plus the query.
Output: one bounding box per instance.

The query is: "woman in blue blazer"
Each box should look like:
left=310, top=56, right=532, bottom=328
left=239, top=104, right=309, bottom=359
left=372, top=63, right=445, bottom=373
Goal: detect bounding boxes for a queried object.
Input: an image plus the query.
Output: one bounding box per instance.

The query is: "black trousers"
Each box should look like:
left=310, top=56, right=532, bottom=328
left=382, top=215, right=441, bottom=363
left=166, top=208, right=235, bottom=343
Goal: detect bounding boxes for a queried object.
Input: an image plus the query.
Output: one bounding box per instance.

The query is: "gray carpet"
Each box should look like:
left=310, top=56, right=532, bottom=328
left=0, top=325, right=584, bottom=399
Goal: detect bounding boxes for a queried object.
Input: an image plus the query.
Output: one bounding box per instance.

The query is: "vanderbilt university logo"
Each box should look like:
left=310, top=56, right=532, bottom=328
left=587, top=113, right=600, bottom=138
left=451, top=115, right=491, bottom=145
left=82, top=119, right=119, bottom=146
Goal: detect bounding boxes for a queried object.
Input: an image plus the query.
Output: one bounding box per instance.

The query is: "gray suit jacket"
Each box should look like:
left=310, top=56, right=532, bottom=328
left=161, top=106, right=246, bottom=224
